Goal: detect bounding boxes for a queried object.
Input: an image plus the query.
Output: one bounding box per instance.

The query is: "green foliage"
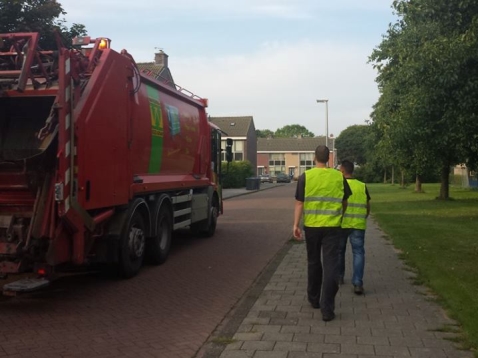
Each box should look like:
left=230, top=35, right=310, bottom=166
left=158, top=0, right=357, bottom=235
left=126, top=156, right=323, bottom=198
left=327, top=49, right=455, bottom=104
left=369, top=0, right=478, bottom=199
left=354, top=163, right=383, bottom=183
left=0, top=0, right=87, bottom=49
left=275, top=124, right=314, bottom=138
left=335, top=125, right=370, bottom=165
left=257, top=125, right=315, bottom=139
left=369, top=183, right=478, bottom=354
left=221, top=161, right=255, bottom=189
left=256, top=129, right=274, bottom=138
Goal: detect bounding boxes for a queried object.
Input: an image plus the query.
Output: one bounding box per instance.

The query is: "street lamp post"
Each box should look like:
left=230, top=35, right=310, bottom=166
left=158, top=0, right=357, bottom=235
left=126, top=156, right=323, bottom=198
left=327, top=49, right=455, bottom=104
left=316, top=99, right=329, bottom=148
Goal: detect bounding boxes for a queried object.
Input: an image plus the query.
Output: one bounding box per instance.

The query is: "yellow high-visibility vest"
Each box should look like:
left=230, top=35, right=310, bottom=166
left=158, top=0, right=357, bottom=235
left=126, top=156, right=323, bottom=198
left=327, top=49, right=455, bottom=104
left=342, top=179, right=367, bottom=230
left=303, top=168, right=344, bottom=227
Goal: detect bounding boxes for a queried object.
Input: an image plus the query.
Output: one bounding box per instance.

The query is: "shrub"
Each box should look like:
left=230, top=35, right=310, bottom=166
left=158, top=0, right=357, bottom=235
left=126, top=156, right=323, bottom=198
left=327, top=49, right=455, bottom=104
left=221, top=161, right=255, bottom=188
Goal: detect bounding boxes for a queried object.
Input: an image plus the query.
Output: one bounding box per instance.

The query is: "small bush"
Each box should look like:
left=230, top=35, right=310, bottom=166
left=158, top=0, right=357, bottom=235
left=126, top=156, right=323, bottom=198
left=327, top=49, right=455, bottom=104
left=221, top=161, right=255, bottom=188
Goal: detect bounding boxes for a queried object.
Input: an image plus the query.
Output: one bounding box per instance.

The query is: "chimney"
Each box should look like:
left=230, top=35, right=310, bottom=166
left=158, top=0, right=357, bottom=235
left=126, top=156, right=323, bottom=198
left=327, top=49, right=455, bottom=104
left=154, top=50, right=168, bottom=67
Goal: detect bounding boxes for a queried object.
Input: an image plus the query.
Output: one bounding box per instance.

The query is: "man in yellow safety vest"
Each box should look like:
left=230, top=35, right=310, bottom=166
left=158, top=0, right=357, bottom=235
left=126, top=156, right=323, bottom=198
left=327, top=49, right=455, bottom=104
left=338, top=160, right=371, bottom=295
left=293, top=145, right=352, bottom=322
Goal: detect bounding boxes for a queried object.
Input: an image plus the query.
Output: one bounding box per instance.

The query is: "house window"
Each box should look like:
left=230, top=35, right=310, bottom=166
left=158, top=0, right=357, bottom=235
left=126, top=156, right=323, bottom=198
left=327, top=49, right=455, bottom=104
left=299, top=153, right=315, bottom=175
left=268, top=153, right=285, bottom=175
left=221, top=139, right=245, bottom=162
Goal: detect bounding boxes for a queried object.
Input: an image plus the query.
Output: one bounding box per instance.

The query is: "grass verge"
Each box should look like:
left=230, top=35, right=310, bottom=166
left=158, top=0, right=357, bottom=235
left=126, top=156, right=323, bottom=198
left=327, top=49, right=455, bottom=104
left=368, top=183, right=478, bottom=356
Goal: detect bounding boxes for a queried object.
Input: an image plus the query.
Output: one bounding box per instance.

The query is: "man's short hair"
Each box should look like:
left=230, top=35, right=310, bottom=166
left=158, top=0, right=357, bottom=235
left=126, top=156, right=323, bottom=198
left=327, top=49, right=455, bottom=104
left=341, top=160, right=354, bottom=174
left=315, top=145, right=329, bottom=164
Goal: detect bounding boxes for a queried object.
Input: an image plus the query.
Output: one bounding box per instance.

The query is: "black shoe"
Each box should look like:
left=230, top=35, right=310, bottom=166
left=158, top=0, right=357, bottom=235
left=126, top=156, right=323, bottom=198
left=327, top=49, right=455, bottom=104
left=322, top=312, right=335, bottom=322
left=354, top=285, right=364, bottom=295
left=308, top=300, right=320, bottom=309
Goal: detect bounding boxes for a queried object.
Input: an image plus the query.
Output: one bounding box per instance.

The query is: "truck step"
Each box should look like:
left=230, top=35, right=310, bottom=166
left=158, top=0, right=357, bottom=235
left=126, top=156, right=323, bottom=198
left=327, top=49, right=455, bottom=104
left=3, top=278, right=50, bottom=296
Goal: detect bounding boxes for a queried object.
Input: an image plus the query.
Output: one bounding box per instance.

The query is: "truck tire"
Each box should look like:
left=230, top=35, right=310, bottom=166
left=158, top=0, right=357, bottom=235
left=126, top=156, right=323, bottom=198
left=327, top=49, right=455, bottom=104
left=118, top=201, right=147, bottom=278
left=147, top=202, right=172, bottom=265
left=204, top=197, right=219, bottom=237
left=190, top=197, right=219, bottom=238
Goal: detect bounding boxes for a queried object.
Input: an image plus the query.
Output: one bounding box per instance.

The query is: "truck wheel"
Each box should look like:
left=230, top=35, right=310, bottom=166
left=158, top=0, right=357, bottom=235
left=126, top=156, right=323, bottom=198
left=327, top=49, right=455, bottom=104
left=204, top=198, right=219, bottom=237
left=191, top=197, right=219, bottom=238
left=147, top=203, right=172, bottom=265
left=119, top=206, right=146, bottom=278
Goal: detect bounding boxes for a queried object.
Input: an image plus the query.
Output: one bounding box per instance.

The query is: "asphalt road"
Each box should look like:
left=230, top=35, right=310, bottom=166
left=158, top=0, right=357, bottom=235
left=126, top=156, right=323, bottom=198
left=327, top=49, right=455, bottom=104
left=0, top=184, right=297, bottom=358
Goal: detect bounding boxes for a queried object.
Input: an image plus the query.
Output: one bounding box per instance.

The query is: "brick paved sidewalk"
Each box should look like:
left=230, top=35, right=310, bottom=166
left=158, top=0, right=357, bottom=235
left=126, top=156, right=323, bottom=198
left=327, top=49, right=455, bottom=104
left=217, top=219, right=474, bottom=358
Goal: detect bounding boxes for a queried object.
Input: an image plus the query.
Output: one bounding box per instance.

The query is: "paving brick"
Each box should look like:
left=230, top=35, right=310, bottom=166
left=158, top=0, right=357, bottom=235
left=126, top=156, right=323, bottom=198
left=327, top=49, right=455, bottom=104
left=375, top=345, right=411, bottom=356
left=409, top=347, right=447, bottom=357
left=357, top=336, right=390, bottom=346
left=261, top=332, right=293, bottom=342
left=306, top=342, right=340, bottom=354
left=252, top=351, right=287, bottom=358
left=241, top=341, right=274, bottom=351
left=281, top=326, right=311, bottom=334
left=273, top=341, right=307, bottom=351
left=233, top=333, right=264, bottom=341
left=250, top=325, right=282, bottom=333
left=340, top=343, right=375, bottom=355
left=324, top=335, right=357, bottom=344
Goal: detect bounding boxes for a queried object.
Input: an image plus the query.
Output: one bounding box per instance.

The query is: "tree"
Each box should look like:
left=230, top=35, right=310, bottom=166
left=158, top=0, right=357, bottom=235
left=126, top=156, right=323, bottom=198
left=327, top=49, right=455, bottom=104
left=369, top=0, right=478, bottom=199
left=0, top=0, right=87, bottom=49
left=335, top=125, right=370, bottom=165
left=256, top=129, right=274, bottom=138
left=275, top=124, right=314, bottom=138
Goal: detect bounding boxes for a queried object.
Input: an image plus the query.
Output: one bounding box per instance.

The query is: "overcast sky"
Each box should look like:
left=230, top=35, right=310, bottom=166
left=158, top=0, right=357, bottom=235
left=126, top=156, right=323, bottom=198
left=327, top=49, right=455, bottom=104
left=60, top=0, right=396, bottom=137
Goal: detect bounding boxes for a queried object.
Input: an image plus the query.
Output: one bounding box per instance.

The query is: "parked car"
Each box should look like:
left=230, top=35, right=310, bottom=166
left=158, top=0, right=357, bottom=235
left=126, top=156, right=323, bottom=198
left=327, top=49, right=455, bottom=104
left=260, top=174, right=273, bottom=183
left=276, top=172, right=291, bottom=183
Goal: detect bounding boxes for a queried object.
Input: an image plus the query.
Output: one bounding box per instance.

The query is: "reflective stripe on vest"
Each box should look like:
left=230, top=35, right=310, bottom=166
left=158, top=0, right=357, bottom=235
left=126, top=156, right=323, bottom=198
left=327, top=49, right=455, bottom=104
left=303, top=168, right=344, bottom=227
left=342, top=179, right=367, bottom=230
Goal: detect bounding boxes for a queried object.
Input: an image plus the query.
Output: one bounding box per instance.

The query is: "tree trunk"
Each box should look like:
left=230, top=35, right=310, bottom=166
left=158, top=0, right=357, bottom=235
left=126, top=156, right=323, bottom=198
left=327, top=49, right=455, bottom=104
left=439, top=162, right=450, bottom=199
left=400, top=170, right=405, bottom=187
left=391, top=166, right=395, bottom=185
left=383, top=169, right=387, bottom=184
left=415, top=174, right=423, bottom=193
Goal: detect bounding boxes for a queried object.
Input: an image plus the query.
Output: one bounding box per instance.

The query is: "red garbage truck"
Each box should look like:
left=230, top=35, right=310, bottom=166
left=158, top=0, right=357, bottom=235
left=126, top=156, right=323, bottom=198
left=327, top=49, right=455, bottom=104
left=0, top=32, right=231, bottom=295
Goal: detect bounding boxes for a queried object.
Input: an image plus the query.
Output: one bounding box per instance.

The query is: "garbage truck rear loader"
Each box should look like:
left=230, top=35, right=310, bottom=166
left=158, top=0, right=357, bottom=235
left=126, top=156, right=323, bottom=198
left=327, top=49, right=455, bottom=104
left=0, top=32, right=229, bottom=294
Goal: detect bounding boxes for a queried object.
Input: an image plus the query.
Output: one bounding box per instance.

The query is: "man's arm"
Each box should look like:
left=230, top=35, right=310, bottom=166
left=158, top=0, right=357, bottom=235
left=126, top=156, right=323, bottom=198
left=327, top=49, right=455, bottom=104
left=293, top=200, right=304, bottom=240
left=342, top=199, right=348, bottom=215
left=365, top=185, right=371, bottom=217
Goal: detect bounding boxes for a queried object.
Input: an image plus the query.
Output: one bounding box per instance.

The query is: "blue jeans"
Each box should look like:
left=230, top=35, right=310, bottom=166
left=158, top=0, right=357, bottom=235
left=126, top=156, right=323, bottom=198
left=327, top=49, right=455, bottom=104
left=338, top=229, right=365, bottom=286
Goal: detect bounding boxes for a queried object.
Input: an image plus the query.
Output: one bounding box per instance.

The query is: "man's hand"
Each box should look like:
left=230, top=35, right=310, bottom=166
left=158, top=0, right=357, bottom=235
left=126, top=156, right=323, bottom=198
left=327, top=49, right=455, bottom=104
left=293, top=225, right=303, bottom=241
left=293, top=200, right=304, bottom=241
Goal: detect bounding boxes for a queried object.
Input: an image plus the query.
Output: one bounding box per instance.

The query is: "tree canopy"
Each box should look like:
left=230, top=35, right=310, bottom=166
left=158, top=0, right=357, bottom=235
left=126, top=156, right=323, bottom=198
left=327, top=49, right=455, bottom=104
left=335, top=125, right=370, bottom=165
left=0, top=0, right=87, bottom=48
left=275, top=124, right=314, bottom=138
left=256, top=129, right=274, bottom=138
left=369, top=0, right=478, bottom=199
left=257, top=124, right=315, bottom=139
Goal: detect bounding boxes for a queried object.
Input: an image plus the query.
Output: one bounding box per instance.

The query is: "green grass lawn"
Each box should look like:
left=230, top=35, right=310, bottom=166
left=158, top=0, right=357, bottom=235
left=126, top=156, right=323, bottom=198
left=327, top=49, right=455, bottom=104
left=368, top=183, right=478, bottom=355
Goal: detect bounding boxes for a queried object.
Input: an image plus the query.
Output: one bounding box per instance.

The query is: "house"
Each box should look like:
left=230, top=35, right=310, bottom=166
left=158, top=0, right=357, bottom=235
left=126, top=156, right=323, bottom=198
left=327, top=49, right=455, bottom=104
left=136, top=50, right=176, bottom=89
left=208, top=116, right=257, bottom=170
left=257, top=136, right=336, bottom=179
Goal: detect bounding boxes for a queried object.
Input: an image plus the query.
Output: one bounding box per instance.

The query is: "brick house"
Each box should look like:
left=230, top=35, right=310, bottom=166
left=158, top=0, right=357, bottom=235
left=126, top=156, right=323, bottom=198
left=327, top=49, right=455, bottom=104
left=208, top=116, right=257, bottom=170
left=257, top=136, right=335, bottom=180
left=136, top=50, right=175, bottom=88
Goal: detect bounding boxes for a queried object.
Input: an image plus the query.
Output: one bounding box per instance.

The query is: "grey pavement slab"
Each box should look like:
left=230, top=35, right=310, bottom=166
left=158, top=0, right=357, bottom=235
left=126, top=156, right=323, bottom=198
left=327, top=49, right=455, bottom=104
left=215, top=217, right=474, bottom=358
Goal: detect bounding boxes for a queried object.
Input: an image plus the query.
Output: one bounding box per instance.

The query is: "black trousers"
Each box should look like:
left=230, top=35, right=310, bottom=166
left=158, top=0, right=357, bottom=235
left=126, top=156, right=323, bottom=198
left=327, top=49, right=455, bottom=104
left=304, top=226, right=341, bottom=315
